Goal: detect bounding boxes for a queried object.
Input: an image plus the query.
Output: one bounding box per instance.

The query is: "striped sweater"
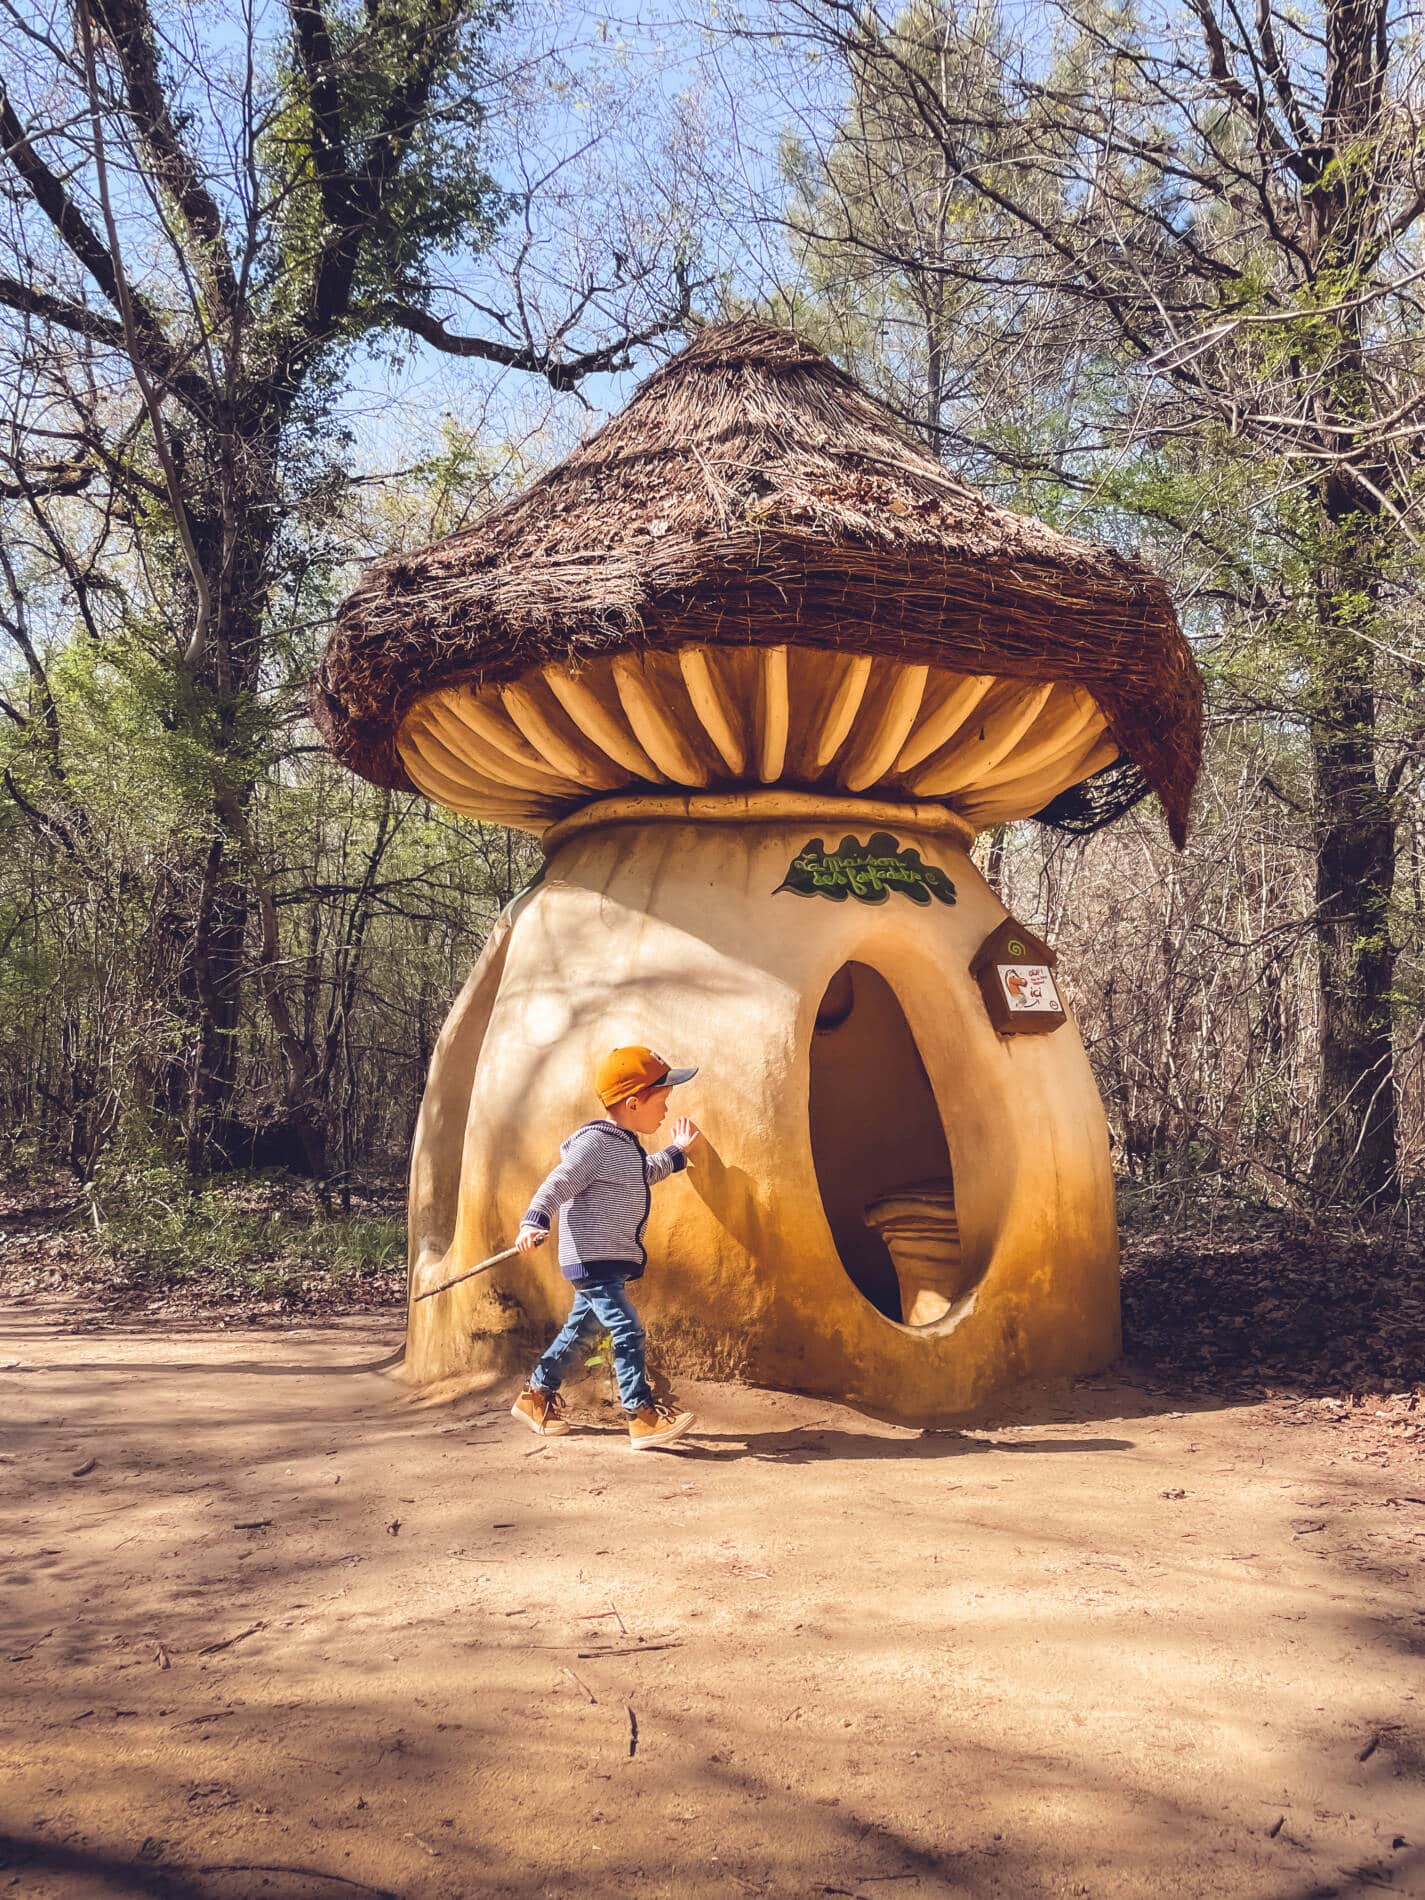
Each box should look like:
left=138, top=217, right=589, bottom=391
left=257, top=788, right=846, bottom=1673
left=520, top=1119, right=689, bottom=1282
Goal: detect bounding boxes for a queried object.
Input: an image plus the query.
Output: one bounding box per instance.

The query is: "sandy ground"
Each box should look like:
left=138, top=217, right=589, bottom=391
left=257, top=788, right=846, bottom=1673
left=2, top=1299, right=1423, bottom=1900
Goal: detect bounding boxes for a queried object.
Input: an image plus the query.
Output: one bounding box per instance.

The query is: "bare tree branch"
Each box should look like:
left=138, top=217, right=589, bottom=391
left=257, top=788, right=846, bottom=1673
left=86, top=0, right=240, bottom=318
left=374, top=262, right=695, bottom=391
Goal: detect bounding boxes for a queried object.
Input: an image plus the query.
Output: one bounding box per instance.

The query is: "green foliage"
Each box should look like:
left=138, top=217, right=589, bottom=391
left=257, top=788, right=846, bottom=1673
left=0, top=0, right=551, bottom=1182
left=770, top=0, right=1425, bottom=1202
left=258, top=0, right=512, bottom=352
left=85, top=1136, right=404, bottom=1294
left=584, top=1330, right=619, bottom=1402
left=0, top=553, right=542, bottom=1183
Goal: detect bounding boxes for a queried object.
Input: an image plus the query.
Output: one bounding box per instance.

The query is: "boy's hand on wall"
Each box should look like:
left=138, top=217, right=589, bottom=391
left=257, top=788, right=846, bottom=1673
left=670, top=1117, right=703, bottom=1153
left=516, top=1226, right=547, bottom=1253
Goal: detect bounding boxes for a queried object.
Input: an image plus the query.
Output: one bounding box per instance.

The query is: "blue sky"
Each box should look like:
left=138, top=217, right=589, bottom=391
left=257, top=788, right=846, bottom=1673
left=334, top=0, right=812, bottom=480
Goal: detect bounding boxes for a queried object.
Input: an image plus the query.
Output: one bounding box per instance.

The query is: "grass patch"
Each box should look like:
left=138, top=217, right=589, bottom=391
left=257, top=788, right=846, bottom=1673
left=81, top=1151, right=405, bottom=1303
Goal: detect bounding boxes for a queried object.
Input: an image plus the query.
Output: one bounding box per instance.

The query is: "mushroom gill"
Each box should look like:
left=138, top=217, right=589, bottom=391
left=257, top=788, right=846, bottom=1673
left=395, top=647, right=1117, bottom=836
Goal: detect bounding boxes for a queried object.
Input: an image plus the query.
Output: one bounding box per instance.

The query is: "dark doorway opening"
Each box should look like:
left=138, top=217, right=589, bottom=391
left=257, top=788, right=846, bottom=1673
left=809, top=962, right=959, bottom=1326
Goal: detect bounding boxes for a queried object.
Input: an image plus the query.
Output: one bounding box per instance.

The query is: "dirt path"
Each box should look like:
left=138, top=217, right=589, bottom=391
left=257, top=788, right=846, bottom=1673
left=2, top=1299, right=1422, bottom=1900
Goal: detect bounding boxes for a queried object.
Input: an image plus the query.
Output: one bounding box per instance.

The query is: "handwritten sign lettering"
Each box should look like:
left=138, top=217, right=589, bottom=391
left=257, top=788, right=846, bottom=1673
left=971, top=918, right=1067, bottom=1036
left=998, top=964, right=1062, bottom=1014
left=775, top=833, right=957, bottom=907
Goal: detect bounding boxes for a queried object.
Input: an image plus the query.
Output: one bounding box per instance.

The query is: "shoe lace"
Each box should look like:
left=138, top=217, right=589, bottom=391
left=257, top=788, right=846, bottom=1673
left=541, top=1389, right=567, bottom=1417
left=650, top=1399, right=682, bottom=1423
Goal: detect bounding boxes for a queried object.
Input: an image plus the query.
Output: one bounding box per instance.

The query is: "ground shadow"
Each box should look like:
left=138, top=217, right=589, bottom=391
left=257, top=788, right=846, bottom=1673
left=0, top=1303, right=404, bottom=1378
left=0, top=1832, right=399, bottom=1898
left=6, top=1312, right=1420, bottom=1900
left=666, top=1427, right=1136, bottom=1464
left=2, top=1348, right=405, bottom=1378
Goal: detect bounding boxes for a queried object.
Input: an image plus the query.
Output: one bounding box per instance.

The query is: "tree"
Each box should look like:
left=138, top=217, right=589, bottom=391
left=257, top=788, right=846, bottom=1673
left=734, top=0, right=1425, bottom=1205
left=0, top=0, right=692, bottom=1173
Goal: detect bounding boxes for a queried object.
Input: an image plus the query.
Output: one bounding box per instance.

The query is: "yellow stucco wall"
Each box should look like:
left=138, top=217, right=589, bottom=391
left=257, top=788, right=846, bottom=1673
left=405, top=799, right=1119, bottom=1426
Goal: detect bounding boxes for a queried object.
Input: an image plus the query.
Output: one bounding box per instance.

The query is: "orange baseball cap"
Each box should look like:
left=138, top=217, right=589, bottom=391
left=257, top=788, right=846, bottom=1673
left=595, top=1045, right=698, bottom=1107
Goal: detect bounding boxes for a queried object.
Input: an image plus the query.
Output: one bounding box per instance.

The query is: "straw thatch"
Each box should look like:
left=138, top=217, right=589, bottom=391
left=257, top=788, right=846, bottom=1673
left=316, top=320, right=1201, bottom=843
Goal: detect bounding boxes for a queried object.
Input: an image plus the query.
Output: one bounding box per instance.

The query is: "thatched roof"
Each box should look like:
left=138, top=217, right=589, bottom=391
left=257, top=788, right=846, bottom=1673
left=315, top=319, right=1201, bottom=843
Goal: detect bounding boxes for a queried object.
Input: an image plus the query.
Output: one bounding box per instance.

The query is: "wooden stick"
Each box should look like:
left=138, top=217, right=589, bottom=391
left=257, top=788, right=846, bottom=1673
left=197, top=1622, right=265, bottom=1656
left=561, top=1666, right=598, bottom=1703
left=413, top=1243, right=521, bottom=1303
left=576, top=1641, right=685, bottom=1659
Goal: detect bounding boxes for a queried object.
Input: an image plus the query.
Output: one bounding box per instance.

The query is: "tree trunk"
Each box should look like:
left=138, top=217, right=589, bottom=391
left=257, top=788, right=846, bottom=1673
left=172, top=508, right=273, bottom=1171
left=181, top=831, right=250, bottom=1169
left=1309, top=482, right=1398, bottom=1207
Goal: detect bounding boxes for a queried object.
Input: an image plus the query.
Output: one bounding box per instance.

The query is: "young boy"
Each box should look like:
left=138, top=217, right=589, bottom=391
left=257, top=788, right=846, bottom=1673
left=510, top=1045, right=703, bottom=1450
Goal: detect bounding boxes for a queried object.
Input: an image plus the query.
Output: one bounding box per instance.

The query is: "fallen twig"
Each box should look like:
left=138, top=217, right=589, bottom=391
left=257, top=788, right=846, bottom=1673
left=578, top=1641, right=684, bottom=1659
left=627, top=1705, right=638, bottom=1757
left=70, top=1457, right=96, bottom=1477
left=561, top=1666, right=598, bottom=1703
left=194, top=1867, right=395, bottom=1896
left=6, top=1628, right=54, bottom=1663
left=197, top=1622, right=264, bottom=1656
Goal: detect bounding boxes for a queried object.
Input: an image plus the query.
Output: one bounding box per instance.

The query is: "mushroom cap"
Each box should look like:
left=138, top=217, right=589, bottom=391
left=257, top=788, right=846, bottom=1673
left=315, top=320, right=1201, bottom=843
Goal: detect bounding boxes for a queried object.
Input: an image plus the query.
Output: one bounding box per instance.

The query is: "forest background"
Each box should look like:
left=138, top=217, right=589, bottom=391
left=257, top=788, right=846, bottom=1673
left=4, top=0, right=1425, bottom=1299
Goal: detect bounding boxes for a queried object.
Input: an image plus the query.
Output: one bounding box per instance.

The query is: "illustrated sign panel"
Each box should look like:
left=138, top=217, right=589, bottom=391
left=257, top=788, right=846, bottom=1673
left=775, top=833, right=957, bottom=907
left=971, top=921, right=1068, bottom=1036
left=998, top=963, right=1062, bottom=1014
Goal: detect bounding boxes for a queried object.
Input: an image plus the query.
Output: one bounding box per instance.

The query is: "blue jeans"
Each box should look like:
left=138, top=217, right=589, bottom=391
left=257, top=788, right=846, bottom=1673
left=531, top=1280, right=652, bottom=1413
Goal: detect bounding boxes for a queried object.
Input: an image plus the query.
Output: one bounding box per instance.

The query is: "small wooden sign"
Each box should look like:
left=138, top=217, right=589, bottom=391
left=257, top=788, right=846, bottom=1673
left=970, top=919, right=1067, bottom=1037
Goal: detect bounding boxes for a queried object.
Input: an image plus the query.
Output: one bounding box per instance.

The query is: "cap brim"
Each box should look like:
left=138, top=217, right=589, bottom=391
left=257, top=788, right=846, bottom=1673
left=662, top=1065, right=698, bottom=1089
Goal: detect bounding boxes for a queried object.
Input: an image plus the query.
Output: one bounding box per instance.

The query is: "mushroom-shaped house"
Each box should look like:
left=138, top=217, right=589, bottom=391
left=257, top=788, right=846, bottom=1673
left=317, top=320, right=1202, bottom=1424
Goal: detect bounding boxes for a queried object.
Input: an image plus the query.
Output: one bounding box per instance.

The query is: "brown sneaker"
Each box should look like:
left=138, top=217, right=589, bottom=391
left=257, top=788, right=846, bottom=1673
left=627, top=1400, right=695, bottom=1451
left=510, top=1386, right=570, bottom=1436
